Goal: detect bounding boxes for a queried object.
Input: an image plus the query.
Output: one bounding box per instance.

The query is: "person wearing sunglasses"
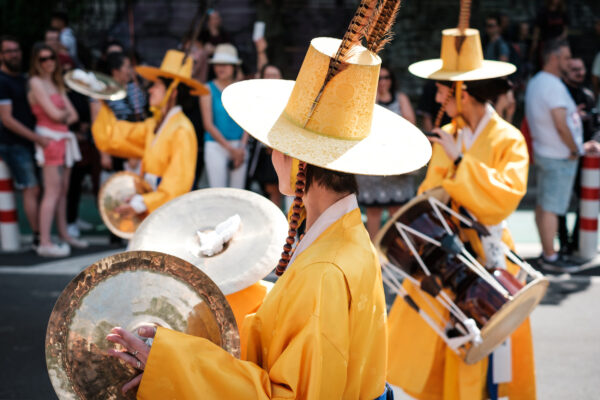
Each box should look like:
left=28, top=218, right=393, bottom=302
left=28, top=42, right=84, bottom=257
left=0, top=36, right=51, bottom=251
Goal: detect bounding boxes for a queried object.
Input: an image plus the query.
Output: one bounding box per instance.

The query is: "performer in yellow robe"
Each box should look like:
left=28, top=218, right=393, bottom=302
left=92, top=50, right=206, bottom=214
left=93, top=50, right=274, bottom=339
left=387, top=14, right=536, bottom=400
left=103, top=10, right=432, bottom=398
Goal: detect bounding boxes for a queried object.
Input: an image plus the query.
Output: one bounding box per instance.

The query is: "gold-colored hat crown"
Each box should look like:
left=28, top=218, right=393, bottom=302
left=284, top=38, right=381, bottom=141
left=159, top=50, right=194, bottom=79
left=440, top=28, right=483, bottom=74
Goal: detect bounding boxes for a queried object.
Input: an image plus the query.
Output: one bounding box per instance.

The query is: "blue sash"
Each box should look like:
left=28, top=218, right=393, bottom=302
left=375, top=383, right=394, bottom=400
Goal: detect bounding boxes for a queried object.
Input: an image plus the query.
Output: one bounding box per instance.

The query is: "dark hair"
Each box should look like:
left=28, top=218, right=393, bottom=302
left=51, top=11, right=69, bottom=26
left=157, top=77, right=191, bottom=105
left=106, top=52, right=127, bottom=74
left=486, top=13, right=502, bottom=26
left=0, top=35, right=19, bottom=50
left=465, top=78, right=513, bottom=104
left=259, top=63, right=282, bottom=79
left=380, top=64, right=397, bottom=95
left=542, top=38, right=569, bottom=65
left=305, top=165, right=358, bottom=195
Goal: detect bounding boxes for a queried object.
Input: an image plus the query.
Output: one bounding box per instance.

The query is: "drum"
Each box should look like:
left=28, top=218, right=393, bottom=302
left=375, top=188, right=548, bottom=364
left=98, top=171, right=152, bottom=239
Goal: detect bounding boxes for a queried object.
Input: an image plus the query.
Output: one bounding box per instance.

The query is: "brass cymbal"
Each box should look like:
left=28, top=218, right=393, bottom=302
left=45, top=251, right=239, bottom=400
left=98, top=172, right=152, bottom=239
left=64, top=70, right=126, bottom=101
left=128, top=188, right=288, bottom=295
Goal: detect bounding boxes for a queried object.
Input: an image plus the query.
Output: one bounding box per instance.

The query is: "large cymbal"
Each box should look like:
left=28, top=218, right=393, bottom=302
left=46, top=251, right=239, bottom=400
left=128, top=188, right=288, bottom=295
left=64, top=70, right=126, bottom=101
left=98, top=172, right=152, bottom=239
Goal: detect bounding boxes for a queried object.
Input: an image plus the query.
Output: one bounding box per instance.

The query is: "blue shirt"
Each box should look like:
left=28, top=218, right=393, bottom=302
left=204, top=80, right=243, bottom=142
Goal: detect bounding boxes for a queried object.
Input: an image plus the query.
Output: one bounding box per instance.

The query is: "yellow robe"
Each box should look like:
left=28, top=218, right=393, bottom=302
left=387, top=112, right=536, bottom=400
left=92, top=104, right=197, bottom=212
left=138, top=208, right=388, bottom=399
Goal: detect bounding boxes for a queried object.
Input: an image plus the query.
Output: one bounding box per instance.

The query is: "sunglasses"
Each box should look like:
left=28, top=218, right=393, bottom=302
left=39, top=55, right=56, bottom=63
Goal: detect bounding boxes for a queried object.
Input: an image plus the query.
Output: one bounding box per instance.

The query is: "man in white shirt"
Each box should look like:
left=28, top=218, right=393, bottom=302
left=525, top=38, right=583, bottom=271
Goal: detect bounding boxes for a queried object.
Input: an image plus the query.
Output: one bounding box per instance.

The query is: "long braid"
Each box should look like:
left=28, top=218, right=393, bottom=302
left=276, top=162, right=306, bottom=276
left=434, top=82, right=455, bottom=128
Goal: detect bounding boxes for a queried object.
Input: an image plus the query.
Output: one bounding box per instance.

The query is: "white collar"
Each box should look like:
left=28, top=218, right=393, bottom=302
left=459, top=103, right=494, bottom=151
left=153, top=106, right=182, bottom=142
left=289, top=194, right=359, bottom=266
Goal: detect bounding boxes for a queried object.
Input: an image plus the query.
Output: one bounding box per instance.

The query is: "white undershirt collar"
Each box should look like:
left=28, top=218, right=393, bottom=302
left=459, top=103, right=494, bottom=151
left=289, top=194, right=358, bottom=266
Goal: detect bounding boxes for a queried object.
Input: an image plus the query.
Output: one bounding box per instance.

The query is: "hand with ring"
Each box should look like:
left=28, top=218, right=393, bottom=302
left=106, top=325, right=157, bottom=394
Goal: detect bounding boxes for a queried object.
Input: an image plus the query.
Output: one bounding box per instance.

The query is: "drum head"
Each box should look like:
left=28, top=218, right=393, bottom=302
left=464, top=277, right=549, bottom=364
left=45, top=251, right=239, bottom=400
left=98, top=172, right=152, bottom=239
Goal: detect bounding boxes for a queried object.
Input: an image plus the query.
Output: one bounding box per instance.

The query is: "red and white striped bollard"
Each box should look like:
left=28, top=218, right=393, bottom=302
left=0, top=158, right=20, bottom=251
left=578, top=154, right=600, bottom=260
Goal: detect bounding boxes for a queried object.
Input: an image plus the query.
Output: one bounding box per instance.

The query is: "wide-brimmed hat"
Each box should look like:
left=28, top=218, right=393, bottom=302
left=409, top=28, right=516, bottom=81
left=136, top=49, right=209, bottom=95
left=221, top=37, right=431, bottom=176
left=209, top=43, right=242, bottom=65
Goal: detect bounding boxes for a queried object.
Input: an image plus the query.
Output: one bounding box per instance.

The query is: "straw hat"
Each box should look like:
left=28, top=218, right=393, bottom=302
left=209, top=43, right=242, bottom=65
left=408, top=28, right=516, bottom=81
left=136, top=49, right=209, bottom=95
left=221, top=37, right=431, bottom=176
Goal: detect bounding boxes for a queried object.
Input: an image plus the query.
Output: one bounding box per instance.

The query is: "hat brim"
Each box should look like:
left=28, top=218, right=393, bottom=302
left=136, top=65, right=209, bottom=96
left=408, top=59, right=516, bottom=81
left=222, top=79, right=432, bottom=176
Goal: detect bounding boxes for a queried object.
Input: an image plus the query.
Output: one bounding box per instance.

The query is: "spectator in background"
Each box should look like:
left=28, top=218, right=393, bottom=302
left=484, top=13, right=516, bottom=123
left=484, top=13, right=510, bottom=62
left=105, top=52, right=147, bottom=122
left=44, top=28, right=75, bottom=71
left=248, top=63, right=283, bottom=207
left=95, top=39, right=124, bottom=73
left=525, top=39, right=582, bottom=271
left=356, top=66, right=416, bottom=238
left=50, top=11, right=78, bottom=63
left=558, top=56, right=599, bottom=255
left=200, top=9, right=232, bottom=57
left=531, top=0, right=568, bottom=70
left=201, top=44, right=248, bottom=189
left=28, top=43, right=84, bottom=257
left=103, top=52, right=146, bottom=176
left=0, top=36, right=49, bottom=249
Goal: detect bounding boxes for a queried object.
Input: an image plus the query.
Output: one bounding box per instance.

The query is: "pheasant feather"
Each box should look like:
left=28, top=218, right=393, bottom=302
left=303, top=0, right=379, bottom=126
left=365, top=0, right=402, bottom=54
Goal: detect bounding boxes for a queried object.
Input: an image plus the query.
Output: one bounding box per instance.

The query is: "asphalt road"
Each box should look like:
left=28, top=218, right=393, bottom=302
left=0, top=245, right=599, bottom=399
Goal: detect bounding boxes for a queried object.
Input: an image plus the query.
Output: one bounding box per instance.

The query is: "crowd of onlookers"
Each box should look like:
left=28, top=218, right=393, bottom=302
left=1, top=2, right=600, bottom=264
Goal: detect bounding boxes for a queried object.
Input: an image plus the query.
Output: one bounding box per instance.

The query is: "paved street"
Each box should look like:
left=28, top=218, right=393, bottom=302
left=1, top=209, right=599, bottom=399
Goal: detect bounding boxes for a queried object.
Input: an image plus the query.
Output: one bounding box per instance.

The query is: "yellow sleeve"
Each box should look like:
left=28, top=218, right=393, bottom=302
left=91, top=103, right=150, bottom=159
left=442, top=135, right=529, bottom=225
left=141, top=127, right=198, bottom=212
left=137, top=264, right=351, bottom=399
left=418, top=143, right=451, bottom=195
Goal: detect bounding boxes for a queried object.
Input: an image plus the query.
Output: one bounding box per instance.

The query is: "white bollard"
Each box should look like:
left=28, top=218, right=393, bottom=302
left=578, top=154, right=600, bottom=260
left=0, top=158, right=20, bottom=251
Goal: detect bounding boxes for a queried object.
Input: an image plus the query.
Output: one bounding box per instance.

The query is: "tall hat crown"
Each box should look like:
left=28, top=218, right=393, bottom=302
left=409, top=0, right=515, bottom=81
left=222, top=0, right=431, bottom=176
